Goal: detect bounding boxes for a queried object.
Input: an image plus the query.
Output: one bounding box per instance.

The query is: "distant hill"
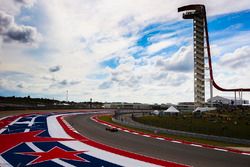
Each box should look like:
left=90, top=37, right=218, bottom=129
left=0, top=96, right=60, bottom=105
left=0, top=96, right=103, bottom=111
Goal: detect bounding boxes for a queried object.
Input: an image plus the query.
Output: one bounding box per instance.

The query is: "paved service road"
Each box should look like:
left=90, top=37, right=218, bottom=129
left=66, top=113, right=250, bottom=167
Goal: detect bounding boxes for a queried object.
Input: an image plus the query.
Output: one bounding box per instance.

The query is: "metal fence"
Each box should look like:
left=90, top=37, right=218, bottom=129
left=112, top=112, right=250, bottom=145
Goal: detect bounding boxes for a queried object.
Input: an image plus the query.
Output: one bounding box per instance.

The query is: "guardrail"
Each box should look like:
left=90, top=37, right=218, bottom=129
left=112, top=112, right=250, bottom=145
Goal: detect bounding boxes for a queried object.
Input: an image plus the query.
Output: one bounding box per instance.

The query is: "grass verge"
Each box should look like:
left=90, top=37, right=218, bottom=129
left=134, top=115, right=250, bottom=140
left=98, top=115, right=250, bottom=148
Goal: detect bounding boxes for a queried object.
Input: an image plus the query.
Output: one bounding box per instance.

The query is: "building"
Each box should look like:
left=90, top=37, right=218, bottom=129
left=207, top=96, right=249, bottom=105
left=103, top=102, right=152, bottom=110
left=176, top=102, right=195, bottom=112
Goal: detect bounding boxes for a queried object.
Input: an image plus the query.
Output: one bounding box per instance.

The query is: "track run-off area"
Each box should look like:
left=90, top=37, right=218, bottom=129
left=0, top=110, right=249, bottom=166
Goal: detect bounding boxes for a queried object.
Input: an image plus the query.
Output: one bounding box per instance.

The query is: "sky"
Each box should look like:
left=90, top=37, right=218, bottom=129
left=0, top=0, right=250, bottom=104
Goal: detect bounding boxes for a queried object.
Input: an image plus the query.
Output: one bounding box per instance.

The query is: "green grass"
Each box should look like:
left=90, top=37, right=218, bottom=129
left=134, top=114, right=250, bottom=140
left=99, top=115, right=113, bottom=122
left=98, top=115, right=250, bottom=147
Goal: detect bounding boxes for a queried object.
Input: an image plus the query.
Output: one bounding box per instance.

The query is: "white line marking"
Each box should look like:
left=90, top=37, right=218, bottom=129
left=213, top=148, right=228, bottom=152
left=132, top=132, right=139, bottom=135
left=0, top=128, right=7, bottom=134
left=171, top=140, right=182, bottom=144
left=24, top=116, right=38, bottom=132
left=142, top=135, right=150, bottom=138
left=53, top=158, right=77, bottom=167
left=190, top=144, right=202, bottom=147
left=241, top=153, right=250, bottom=156
left=26, top=142, right=43, bottom=152
left=0, top=116, right=9, bottom=121
left=0, top=117, right=23, bottom=134
left=47, top=115, right=73, bottom=139
left=60, top=140, right=162, bottom=167
left=9, top=117, right=22, bottom=125
left=59, top=115, right=164, bottom=167
left=0, top=155, right=12, bottom=167
left=14, top=121, right=30, bottom=124
left=92, top=115, right=250, bottom=156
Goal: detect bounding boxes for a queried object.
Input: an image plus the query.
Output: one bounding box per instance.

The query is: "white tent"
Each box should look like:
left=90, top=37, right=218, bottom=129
left=193, top=107, right=216, bottom=113
left=163, top=106, right=179, bottom=113
left=152, top=110, right=160, bottom=115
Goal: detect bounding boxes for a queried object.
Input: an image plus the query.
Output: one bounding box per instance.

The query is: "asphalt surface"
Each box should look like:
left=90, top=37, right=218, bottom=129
left=66, top=113, right=250, bottom=167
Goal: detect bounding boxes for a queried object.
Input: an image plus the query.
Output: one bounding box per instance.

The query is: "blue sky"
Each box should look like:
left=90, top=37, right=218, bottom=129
left=0, top=0, right=250, bottom=103
left=102, top=9, right=250, bottom=70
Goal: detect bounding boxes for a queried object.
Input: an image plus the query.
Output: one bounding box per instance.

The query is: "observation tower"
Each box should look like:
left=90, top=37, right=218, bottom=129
left=178, top=5, right=206, bottom=107
left=178, top=4, right=250, bottom=107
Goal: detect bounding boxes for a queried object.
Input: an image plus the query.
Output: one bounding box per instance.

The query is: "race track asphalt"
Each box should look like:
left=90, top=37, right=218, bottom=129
left=66, top=113, right=250, bottom=167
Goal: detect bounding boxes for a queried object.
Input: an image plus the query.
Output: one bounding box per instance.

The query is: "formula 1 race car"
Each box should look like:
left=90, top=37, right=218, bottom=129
left=105, top=127, right=118, bottom=132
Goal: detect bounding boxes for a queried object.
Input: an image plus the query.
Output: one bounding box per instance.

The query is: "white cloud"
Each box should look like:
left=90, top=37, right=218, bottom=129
left=213, top=31, right=250, bottom=53
left=1, top=0, right=250, bottom=103
left=155, top=45, right=193, bottom=72
left=219, top=45, right=250, bottom=69
left=97, top=46, right=193, bottom=103
left=0, top=5, right=41, bottom=46
left=147, top=39, right=177, bottom=54
left=0, top=0, right=36, bottom=15
left=210, top=44, right=222, bottom=57
left=208, top=45, right=250, bottom=100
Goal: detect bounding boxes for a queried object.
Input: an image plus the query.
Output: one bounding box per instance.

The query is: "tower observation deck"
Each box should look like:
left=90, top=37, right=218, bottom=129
left=178, top=4, right=250, bottom=107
